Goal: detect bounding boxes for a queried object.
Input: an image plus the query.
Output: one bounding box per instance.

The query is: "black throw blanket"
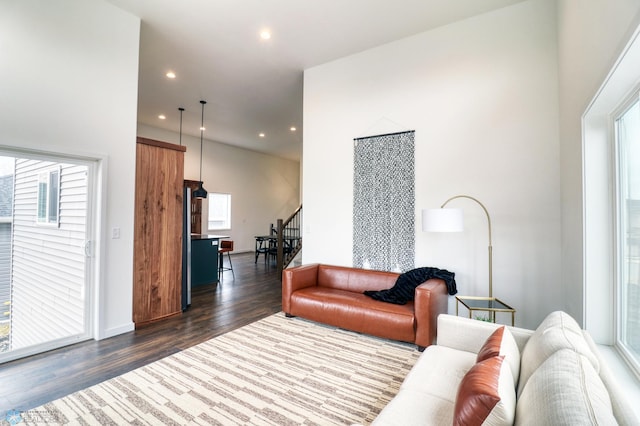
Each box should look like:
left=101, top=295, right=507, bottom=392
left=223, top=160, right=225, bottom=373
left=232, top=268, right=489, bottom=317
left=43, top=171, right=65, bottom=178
left=364, top=267, right=457, bottom=305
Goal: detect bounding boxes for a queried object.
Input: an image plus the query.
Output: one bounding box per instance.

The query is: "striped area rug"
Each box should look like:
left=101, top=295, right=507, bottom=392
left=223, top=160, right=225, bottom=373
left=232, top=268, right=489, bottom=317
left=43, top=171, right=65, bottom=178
left=30, top=313, right=421, bottom=425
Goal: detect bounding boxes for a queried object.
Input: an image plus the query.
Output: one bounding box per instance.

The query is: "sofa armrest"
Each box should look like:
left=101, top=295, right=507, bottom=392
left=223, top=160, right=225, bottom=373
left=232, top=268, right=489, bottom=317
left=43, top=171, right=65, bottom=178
left=414, top=279, right=448, bottom=348
left=282, top=263, right=319, bottom=313
left=436, top=314, right=533, bottom=353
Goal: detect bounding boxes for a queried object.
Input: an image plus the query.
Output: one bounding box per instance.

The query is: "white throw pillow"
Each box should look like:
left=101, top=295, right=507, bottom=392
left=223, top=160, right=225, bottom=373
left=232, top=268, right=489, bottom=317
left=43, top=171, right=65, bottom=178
left=518, top=311, right=598, bottom=394
left=515, top=349, right=616, bottom=425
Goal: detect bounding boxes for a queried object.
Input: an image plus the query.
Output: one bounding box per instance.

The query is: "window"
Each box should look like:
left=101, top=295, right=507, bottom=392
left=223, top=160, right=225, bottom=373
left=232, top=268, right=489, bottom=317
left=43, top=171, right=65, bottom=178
left=615, top=96, right=640, bottom=370
left=208, top=193, right=231, bottom=230
left=36, top=167, right=60, bottom=225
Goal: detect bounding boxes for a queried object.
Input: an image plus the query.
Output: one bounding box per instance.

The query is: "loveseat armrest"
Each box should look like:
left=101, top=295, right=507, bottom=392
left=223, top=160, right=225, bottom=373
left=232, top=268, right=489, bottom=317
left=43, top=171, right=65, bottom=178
left=414, top=279, right=448, bottom=349
left=282, top=263, right=320, bottom=314
left=436, top=314, right=533, bottom=353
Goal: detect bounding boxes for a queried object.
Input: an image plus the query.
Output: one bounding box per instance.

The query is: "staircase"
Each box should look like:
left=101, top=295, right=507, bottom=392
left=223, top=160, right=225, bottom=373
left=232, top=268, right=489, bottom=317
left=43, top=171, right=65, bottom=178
left=275, top=205, right=302, bottom=277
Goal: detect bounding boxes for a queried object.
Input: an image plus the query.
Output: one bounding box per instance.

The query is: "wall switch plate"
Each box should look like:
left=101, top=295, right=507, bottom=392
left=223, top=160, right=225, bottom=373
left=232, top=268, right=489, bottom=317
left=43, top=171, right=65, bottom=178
left=112, top=227, right=120, bottom=239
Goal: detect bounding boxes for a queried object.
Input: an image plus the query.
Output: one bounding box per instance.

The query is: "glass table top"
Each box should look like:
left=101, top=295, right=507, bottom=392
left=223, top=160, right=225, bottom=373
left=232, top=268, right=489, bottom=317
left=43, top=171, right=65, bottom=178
left=455, top=296, right=514, bottom=311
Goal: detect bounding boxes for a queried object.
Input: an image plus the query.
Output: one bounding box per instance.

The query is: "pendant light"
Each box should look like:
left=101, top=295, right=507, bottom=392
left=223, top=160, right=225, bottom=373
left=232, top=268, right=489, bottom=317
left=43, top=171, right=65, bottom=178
left=192, top=100, right=208, bottom=199
left=178, top=107, right=184, bottom=146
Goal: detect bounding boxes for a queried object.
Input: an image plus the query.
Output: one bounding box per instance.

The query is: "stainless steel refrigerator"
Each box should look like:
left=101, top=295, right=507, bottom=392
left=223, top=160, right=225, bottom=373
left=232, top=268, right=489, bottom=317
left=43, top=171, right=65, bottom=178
left=181, top=186, right=191, bottom=310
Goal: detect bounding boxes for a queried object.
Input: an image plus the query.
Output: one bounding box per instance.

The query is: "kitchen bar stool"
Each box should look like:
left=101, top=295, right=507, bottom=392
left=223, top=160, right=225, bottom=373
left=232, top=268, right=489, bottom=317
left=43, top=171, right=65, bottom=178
left=219, top=240, right=234, bottom=276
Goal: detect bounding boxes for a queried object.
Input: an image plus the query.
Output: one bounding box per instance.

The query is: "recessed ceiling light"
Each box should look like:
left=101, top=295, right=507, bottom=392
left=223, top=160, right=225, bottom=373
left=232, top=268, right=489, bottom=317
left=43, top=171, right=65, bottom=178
left=290, top=127, right=296, bottom=132
left=166, top=71, right=176, bottom=79
left=259, top=133, right=265, bottom=138
left=158, top=114, right=166, bottom=120
left=260, top=30, right=271, bottom=40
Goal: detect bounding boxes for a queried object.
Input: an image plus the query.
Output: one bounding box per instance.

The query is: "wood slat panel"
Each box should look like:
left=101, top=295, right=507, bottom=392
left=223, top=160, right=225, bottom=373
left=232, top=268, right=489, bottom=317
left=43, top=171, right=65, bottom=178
left=133, top=140, right=184, bottom=325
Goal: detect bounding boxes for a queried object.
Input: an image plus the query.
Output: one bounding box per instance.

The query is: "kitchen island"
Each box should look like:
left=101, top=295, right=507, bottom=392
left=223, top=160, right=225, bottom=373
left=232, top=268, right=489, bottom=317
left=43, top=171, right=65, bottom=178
left=191, top=234, right=228, bottom=286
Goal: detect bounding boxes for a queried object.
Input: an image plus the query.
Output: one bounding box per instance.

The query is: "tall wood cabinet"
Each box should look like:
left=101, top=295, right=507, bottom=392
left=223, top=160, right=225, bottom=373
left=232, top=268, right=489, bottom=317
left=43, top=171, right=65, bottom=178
left=133, top=137, right=186, bottom=327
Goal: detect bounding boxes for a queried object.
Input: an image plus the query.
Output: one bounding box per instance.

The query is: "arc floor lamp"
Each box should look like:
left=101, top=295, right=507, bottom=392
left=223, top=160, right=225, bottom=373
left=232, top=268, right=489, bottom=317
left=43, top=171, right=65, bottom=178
left=422, top=195, right=493, bottom=298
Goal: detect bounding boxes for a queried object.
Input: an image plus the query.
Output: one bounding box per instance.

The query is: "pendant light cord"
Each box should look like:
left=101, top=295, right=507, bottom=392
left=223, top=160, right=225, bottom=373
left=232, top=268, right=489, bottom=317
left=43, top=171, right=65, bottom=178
left=199, top=100, right=206, bottom=181
left=178, top=107, right=184, bottom=146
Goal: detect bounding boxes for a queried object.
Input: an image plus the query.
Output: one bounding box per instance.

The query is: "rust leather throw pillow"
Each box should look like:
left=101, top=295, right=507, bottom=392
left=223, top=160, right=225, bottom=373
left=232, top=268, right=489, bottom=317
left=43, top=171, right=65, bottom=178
left=453, top=355, right=515, bottom=426
left=477, top=327, right=507, bottom=362
left=476, top=326, right=521, bottom=385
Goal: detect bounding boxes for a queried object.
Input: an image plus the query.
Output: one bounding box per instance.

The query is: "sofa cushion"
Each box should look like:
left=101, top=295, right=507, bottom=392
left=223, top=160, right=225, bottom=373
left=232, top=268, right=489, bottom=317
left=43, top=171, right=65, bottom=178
left=289, top=287, right=416, bottom=342
left=453, top=355, right=515, bottom=426
left=476, top=326, right=521, bottom=385
left=372, top=345, right=476, bottom=425
left=370, top=388, right=455, bottom=426
left=317, top=264, right=398, bottom=292
left=518, top=311, right=599, bottom=395
left=515, top=349, right=616, bottom=425
left=401, top=345, right=477, bottom=398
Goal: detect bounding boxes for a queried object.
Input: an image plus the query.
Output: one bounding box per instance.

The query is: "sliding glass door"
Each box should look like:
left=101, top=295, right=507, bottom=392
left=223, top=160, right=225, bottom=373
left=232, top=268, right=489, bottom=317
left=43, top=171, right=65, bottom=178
left=0, top=150, right=95, bottom=363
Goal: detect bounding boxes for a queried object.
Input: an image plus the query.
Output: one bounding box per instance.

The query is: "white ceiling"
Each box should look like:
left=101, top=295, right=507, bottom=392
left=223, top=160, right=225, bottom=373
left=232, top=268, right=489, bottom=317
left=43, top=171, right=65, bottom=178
left=106, top=0, right=527, bottom=161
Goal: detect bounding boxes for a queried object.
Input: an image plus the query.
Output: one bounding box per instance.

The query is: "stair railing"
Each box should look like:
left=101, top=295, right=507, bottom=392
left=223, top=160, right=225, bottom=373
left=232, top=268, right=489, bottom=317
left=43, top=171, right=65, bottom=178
left=276, top=205, right=302, bottom=276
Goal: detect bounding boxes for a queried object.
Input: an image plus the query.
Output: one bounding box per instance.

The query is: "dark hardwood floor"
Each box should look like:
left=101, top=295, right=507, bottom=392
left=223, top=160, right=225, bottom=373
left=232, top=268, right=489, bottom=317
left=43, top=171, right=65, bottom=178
left=0, top=252, right=282, bottom=414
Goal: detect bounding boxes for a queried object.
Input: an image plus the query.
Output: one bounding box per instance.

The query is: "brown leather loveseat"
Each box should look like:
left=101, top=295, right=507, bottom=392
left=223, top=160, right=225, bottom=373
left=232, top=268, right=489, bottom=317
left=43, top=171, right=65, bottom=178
left=282, top=264, right=449, bottom=350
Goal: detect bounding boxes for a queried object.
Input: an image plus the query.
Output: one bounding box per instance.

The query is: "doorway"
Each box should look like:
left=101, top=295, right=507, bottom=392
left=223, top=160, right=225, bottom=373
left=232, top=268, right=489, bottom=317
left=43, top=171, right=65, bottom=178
left=0, top=151, right=95, bottom=363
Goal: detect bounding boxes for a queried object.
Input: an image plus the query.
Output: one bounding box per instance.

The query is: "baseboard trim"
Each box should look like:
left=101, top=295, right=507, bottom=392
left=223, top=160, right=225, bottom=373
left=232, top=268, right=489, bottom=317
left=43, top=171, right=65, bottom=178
left=98, top=322, right=135, bottom=340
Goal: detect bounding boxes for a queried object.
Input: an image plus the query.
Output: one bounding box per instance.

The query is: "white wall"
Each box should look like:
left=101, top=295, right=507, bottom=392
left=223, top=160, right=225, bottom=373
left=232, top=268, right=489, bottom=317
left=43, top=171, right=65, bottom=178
left=137, top=125, right=300, bottom=253
left=0, top=0, right=140, bottom=339
left=557, top=0, right=640, bottom=329
left=303, top=0, right=560, bottom=329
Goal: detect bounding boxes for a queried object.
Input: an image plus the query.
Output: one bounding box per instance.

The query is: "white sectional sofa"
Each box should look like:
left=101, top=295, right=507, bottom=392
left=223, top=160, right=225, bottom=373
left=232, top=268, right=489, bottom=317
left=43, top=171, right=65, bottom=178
left=373, top=311, right=637, bottom=425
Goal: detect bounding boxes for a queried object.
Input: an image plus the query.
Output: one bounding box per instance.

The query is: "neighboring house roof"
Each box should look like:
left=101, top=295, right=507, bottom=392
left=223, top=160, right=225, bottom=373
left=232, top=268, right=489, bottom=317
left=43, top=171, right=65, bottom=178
left=0, top=175, right=13, bottom=218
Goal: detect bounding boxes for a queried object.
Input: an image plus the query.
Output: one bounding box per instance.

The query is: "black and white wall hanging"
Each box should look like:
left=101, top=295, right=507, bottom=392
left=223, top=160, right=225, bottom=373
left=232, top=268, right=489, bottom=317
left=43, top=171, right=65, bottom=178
left=353, top=130, right=415, bottom=272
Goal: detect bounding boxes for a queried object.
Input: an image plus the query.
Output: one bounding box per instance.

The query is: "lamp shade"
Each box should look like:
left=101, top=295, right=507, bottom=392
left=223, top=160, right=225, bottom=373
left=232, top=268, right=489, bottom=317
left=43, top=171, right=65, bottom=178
left=192, top=181, right=208, bottom=199
left=422, top=208, right=464, bottom=232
